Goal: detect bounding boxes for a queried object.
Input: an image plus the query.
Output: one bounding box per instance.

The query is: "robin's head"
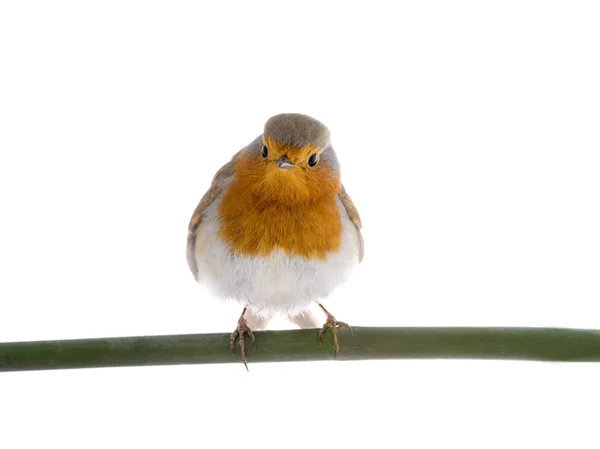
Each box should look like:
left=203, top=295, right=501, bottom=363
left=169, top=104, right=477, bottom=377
left=236, top=113, right=341, bottom=205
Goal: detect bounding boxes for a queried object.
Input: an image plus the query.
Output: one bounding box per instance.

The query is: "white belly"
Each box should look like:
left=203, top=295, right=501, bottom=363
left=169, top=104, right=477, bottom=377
left=193, top=198, right=360, bottom=318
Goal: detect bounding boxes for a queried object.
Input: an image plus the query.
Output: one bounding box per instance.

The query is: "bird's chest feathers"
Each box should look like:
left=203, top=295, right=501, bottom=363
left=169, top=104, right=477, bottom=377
left=218, top=182, right=342, bottom=260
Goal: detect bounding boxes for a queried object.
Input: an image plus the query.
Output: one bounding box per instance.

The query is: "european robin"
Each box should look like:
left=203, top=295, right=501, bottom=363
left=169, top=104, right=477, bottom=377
left=187, top=113, right=363, bottom=368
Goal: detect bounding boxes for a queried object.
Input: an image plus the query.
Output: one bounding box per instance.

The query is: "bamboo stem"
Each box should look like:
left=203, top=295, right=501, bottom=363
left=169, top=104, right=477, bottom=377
left=2, top=326, right=600, bottom=372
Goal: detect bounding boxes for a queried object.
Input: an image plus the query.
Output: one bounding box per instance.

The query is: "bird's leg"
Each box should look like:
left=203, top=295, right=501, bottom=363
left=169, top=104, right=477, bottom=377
left=317, top=303, right=352, bottom=359
left=229, top=307, right=256, bottom=370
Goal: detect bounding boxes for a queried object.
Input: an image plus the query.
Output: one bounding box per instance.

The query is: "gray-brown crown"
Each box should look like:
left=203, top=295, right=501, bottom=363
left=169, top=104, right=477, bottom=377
left=264, top=113, right=330, bottom=149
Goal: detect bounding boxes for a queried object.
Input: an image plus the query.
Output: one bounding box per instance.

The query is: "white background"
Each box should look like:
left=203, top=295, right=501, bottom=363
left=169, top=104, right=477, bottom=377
left=1, top=1, right=599, bottom=447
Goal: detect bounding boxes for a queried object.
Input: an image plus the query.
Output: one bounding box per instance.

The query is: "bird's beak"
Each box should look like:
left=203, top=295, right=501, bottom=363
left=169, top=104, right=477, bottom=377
left=277, top=156, right=294, bottom=169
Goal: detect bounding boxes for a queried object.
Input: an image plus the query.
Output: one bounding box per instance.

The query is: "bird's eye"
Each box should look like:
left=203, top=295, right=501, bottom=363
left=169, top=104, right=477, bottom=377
left=262, top=145, right=268, bottom=158
left=308, top=153, right=318, bottom=167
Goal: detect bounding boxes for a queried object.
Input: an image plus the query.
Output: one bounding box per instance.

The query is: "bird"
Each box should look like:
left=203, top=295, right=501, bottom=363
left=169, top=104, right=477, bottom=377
left=186, top=113, right=363, bottom=368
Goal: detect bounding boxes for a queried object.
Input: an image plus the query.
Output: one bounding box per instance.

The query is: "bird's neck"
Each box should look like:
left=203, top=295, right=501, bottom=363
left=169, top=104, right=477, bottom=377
left=218, top=178, right=342, bottom=260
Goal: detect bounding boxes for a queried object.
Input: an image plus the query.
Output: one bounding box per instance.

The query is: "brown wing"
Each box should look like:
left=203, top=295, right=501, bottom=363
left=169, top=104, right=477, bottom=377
left=186, top=151, right=240, bottom=277
left=338, top=184, right=364, bottom=262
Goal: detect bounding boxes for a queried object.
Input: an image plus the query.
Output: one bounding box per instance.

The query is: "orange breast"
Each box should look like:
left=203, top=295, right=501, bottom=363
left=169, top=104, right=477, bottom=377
left=218, top=153, right=342, bottom=260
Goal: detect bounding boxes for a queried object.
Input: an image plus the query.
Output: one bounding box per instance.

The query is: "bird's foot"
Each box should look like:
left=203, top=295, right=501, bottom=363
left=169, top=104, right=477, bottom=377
left=230, top=310, right=256, bottom=371
left=318, top=307, right=352, bottom=359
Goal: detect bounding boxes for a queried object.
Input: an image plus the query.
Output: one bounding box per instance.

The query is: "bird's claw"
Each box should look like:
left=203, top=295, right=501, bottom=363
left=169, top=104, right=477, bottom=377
left=230, top=316, right=256, bottom=370
left=319, top=313, right=352, bottom=359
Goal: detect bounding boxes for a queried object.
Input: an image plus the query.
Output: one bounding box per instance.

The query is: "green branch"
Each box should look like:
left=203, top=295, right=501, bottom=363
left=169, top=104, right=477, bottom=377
left=2, top=327, right=600, bottom=372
